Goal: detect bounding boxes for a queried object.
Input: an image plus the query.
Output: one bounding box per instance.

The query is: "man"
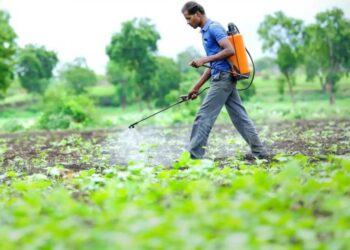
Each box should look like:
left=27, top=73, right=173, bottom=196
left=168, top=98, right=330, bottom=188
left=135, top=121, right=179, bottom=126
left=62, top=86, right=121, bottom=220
left=181, top=1, right=268, bottom=160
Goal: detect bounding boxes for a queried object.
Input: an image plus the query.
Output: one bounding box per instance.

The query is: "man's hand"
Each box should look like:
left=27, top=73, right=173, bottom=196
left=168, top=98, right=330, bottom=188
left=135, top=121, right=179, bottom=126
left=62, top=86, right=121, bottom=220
left=188, top=88, right=199, bottom=100
left=189, top=58, right=207, bottom=68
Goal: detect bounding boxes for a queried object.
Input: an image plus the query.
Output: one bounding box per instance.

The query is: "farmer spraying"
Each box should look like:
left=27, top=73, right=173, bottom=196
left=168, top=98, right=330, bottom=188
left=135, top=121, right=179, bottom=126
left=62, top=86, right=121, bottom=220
left=181, top=1, right=268, bottom=160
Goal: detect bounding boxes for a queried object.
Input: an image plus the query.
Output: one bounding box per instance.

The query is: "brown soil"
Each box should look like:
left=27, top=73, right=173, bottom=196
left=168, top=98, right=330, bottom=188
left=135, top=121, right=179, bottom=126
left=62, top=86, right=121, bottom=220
left=1, top=119, right=349, bottom=173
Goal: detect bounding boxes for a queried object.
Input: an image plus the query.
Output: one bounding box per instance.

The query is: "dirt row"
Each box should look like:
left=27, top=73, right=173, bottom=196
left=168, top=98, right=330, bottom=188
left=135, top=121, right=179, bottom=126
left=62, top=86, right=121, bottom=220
left=1, top=118, right=349, bottom=172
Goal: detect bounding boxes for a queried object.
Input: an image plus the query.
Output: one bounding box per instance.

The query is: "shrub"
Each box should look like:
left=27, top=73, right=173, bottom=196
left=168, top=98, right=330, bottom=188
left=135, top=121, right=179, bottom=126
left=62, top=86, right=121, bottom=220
left=38, top=88, right=96, bottom=130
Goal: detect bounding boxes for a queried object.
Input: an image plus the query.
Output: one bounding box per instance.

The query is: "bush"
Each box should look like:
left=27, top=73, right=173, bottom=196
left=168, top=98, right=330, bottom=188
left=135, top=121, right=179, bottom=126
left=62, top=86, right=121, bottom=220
left=57, top=58, right=97, bottom=94
left=38, top=88, right=96, bottom=130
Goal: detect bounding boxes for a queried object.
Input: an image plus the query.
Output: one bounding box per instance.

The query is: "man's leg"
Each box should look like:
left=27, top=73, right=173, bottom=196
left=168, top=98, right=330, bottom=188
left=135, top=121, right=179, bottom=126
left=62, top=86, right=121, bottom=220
left=189, top=76, right=232, bottom=159
left=225, top=87, right=267, bottom=157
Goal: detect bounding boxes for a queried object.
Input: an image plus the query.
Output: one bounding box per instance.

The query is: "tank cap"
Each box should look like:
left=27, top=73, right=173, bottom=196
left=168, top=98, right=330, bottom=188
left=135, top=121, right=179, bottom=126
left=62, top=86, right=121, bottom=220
left=227, top=23, right=239, bottom=35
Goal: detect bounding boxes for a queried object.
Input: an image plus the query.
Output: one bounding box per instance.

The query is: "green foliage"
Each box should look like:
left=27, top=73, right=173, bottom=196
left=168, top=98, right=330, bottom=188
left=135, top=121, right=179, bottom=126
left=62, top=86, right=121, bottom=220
left=38, top=88, right=96, bottom=130
left=159, top=70, right=206, bottom=122
left=276, top=44, right=298, bottom=76
left=106, top=18, right=160, bottom=103
left=59, top=58, right=97, bottom=94
left=180, top=70, right=202, bottom=92
left=303, top=8, right=350, bottom=104
left=303, top=23, right=328, bottom=92
left=152, top=56, right=181, bottom=107
left=164, top=89, right=182, bottom=105
left=106, top=61, right=136, bottom=108
left=0, top=155, right=349, bottom=248
left=258, top=11, right=304, bottom=103
left=258, top=11, right=304, bottom=54
left=0, top=11, right=17, bottom=98
left=87, top=85, right=120, bottom=107
left=16, top=44, right=58, bottom=94
left=238, top=82, right=256, bottom=101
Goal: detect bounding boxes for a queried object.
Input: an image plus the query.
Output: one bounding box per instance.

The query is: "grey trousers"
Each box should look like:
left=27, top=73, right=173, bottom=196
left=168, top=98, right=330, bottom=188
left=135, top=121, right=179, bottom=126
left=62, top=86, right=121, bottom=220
left=189, top=72, right=267, bottom=159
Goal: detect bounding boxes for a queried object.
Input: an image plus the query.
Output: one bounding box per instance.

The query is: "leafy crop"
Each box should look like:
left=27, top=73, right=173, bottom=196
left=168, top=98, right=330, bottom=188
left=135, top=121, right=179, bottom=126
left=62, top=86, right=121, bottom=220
left=0, top=154, right=349, bottom=249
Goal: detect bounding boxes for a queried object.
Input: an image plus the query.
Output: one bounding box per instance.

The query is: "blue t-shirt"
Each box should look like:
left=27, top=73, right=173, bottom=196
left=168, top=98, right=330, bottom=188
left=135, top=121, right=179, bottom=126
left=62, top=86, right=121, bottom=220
left=201, top=19, right=231, bottom=76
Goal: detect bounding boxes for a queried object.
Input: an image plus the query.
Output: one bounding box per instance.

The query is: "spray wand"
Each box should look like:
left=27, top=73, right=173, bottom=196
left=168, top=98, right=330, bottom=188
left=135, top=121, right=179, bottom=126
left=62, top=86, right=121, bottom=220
left=128, top=87, right=209, bottom=128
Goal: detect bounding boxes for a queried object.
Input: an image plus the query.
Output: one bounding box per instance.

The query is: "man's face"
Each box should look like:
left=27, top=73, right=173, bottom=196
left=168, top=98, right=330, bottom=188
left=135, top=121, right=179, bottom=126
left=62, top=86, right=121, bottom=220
left=183, top=10, right=200, bottom=29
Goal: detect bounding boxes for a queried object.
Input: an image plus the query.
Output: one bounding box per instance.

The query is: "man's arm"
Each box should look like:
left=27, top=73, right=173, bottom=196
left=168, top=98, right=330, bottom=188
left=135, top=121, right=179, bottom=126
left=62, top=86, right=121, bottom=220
left=190, top=38, right=235, bottom=68
left=187, top=37, right=234, bottom=100
left=188, top=68, right=211, bottom=100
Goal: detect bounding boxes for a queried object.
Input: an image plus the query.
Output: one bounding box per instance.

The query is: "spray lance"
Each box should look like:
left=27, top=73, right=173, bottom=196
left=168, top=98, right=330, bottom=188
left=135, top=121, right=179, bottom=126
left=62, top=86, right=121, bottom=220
left=128, top=23, right=254, bottom=128
left=128, top=87, right=209, bottom=129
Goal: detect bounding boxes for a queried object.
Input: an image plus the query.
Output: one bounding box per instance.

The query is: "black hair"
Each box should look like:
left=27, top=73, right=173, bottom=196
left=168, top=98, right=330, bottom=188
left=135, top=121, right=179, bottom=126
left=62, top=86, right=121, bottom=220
left=182, top=1, right=205, bottom=15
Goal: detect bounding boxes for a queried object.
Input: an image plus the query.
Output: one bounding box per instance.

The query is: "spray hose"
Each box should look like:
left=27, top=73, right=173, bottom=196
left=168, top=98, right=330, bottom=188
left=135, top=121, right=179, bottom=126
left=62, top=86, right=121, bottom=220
left=128, top=87, right=209, bottom=128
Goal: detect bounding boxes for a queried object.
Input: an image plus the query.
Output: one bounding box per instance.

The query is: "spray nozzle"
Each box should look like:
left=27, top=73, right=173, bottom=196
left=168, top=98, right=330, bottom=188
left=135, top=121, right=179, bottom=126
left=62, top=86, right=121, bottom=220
left=129, top=124, right=136, bottom=129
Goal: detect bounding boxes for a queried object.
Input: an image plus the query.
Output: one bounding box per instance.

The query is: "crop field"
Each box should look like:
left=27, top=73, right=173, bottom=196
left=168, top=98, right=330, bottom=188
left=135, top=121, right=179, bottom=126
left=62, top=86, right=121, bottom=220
left=1, top=117, right=349, bottom=249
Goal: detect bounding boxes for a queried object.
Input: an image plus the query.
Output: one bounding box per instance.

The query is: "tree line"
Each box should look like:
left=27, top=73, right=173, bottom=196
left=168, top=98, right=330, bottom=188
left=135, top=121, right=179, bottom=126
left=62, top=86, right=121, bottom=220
left=0, top=7, right=349, bottom=106
left=258, top=8, right=350, bottom=104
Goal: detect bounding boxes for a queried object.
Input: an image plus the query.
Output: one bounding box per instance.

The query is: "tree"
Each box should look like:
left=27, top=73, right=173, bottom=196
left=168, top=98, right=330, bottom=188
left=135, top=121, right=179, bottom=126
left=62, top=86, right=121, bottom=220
left=303, top=8, right=350, bottom=104
left=303, top=24, right=328, bottom=94
left=16, top=44, right=58, bottom=94
left=106, top=18, right=160, bottom=104
left=258, top=11, right=304, bottom=104
left=0, top=10, right=17, bottom=98
left=151, top=56, right=181, bottom=107
left=59, top=58, right=97, bottom=94
left=107, top=61, right=136, bottom=108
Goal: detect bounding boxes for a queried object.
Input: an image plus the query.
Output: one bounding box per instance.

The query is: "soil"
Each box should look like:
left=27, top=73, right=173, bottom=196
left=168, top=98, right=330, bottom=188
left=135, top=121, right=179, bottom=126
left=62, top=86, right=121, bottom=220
left=1, top=118, right=349, bottom=173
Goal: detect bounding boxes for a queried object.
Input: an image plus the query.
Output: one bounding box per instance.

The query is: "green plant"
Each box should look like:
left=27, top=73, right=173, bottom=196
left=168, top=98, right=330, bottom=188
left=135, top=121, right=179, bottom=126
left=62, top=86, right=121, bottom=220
left=38, top=89, right=96, bottom=130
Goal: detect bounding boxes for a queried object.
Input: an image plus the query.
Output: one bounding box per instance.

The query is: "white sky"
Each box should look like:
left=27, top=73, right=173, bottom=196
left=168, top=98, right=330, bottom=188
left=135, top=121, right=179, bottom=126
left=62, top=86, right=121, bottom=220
left=1, top=0, right=349, bottom=74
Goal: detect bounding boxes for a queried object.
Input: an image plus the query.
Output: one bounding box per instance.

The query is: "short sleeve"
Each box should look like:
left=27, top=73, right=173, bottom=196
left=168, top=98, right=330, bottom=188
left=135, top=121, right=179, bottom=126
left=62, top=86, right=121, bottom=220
left=209, top=23, right=227, bottom=43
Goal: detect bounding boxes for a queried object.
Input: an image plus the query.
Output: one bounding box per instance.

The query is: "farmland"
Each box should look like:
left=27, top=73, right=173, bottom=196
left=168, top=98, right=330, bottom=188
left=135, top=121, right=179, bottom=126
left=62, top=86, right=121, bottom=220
left=1, top=75, right=349, bottom=249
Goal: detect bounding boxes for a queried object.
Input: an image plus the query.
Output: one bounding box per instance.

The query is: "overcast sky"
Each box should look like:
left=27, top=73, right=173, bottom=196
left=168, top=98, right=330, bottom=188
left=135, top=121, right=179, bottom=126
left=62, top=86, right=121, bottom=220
left=1, top=0, right=349, bottom=74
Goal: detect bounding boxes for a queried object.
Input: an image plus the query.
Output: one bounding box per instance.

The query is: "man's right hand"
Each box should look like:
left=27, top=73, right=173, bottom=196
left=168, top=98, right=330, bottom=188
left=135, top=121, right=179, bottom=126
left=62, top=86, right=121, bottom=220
left=188, top=88, right=199, bottom=100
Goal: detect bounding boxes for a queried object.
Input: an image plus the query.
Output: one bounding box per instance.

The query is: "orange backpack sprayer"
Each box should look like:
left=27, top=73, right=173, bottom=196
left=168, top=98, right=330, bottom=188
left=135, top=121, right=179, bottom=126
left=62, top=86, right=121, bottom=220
left=202, top=23, right=255, bottom=90
left=227, top=23, right=251, bottom=80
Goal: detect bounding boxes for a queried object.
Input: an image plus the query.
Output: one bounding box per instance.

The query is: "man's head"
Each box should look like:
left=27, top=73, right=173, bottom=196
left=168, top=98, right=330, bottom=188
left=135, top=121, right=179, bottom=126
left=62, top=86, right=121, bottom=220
left=182, top=1, right=206, bottom=29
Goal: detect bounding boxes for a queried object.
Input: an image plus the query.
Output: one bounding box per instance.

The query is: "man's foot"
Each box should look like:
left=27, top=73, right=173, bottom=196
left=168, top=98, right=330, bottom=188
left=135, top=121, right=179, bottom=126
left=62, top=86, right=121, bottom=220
left=244, top=153, right=274, bottom=162
left=244, top=153, right=257, bottom=161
